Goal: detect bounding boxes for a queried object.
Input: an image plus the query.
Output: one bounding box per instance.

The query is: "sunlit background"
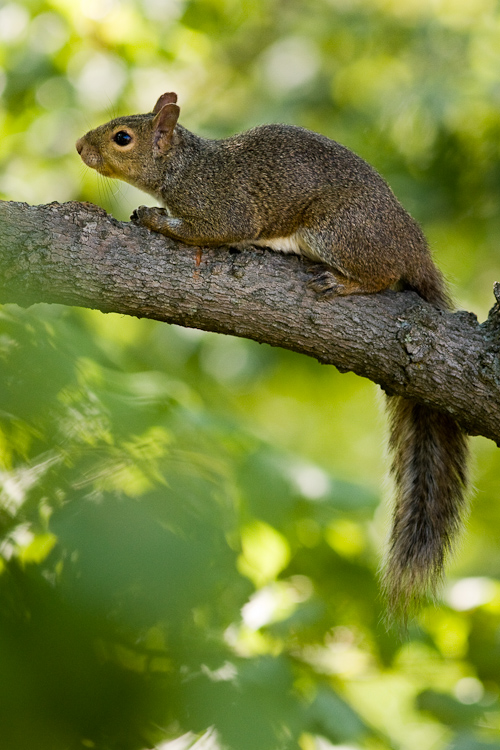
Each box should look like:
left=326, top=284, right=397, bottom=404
left=1, top=1, right=500, bottom=748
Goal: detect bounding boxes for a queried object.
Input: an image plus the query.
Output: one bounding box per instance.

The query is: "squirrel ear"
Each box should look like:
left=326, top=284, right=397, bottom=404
left=152, top=103, right=180, bottom=155
left=153, top=92, right=178, bottom=113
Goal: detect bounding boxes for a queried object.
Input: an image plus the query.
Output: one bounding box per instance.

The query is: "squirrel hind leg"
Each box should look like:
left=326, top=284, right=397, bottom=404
left=307, top=262, right=396, bottom=297
left=299, top=228, right=398, bottom=297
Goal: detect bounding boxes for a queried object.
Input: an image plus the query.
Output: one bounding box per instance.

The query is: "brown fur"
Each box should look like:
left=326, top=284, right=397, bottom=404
left=76, top=93, right=469, bottom=619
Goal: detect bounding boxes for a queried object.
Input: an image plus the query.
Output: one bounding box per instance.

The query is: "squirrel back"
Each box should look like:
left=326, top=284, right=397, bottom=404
left=77, top=93, right=469, bottom=619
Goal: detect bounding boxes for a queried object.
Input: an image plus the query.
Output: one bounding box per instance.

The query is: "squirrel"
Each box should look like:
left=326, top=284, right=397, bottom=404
left=76, top=92, right=469, bottom=619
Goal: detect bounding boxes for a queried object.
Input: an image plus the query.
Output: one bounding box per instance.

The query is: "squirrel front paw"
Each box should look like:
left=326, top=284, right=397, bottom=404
left=130, top=205, right=156, bottom=226
left=130, top=206, right=183, bottom=237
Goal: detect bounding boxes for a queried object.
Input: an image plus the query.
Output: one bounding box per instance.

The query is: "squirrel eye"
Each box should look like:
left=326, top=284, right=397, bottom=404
left=113, top=131, right=133, bottom=146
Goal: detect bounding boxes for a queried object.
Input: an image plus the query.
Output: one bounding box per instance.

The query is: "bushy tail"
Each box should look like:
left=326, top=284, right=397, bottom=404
left=382, top=396, right=469, bottom=620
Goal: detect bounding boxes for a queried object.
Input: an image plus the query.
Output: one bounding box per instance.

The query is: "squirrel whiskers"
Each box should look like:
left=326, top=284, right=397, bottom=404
left=77, top=92, right=470, bottom=619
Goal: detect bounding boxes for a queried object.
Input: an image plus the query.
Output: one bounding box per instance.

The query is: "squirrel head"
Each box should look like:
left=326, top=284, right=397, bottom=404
left=75, top=92, right=180, bottom=197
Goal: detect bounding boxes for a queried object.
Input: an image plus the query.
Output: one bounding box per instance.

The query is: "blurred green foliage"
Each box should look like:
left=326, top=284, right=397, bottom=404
left=1, top=1, right=500, bottom=749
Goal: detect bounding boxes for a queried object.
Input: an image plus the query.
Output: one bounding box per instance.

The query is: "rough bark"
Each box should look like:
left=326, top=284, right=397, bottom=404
left=1, top=199, right=499, bottom=445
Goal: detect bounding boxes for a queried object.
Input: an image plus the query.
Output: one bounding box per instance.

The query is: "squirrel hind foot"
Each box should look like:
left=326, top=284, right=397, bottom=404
left=307, top=265, right=393, bottom=298
left=307, top=268, right=348, bottom=297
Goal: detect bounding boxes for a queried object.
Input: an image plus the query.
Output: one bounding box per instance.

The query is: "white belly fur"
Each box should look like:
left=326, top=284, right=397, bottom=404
left=238, top=234, right=303, bottom=255
left=243, top=234, right=327, bottom=264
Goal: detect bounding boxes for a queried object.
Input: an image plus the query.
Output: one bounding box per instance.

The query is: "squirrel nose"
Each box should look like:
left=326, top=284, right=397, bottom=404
left=75, top=137, right=84, bottom=154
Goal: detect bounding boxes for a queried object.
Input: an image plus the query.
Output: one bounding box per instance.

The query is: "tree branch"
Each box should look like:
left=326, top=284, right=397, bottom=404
left=1, top=199, right=499, bottom=445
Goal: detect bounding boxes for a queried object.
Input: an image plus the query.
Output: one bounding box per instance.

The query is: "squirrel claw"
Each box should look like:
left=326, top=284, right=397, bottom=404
left=130, top=205, right=149, bottom=225
left=307, top=268, right=346, bottom=297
